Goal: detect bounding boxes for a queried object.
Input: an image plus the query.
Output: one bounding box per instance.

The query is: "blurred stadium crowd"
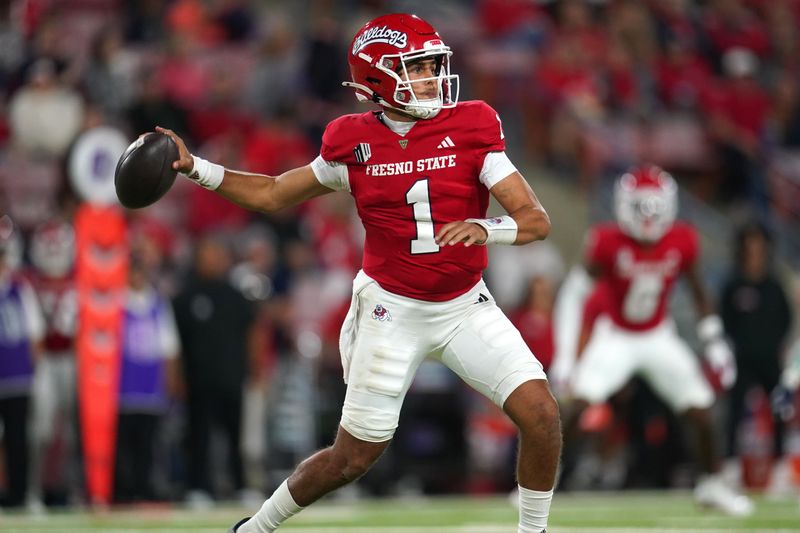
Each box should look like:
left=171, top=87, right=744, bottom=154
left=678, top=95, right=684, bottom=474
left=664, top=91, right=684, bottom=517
left=0, top=0, right=800, bottom=513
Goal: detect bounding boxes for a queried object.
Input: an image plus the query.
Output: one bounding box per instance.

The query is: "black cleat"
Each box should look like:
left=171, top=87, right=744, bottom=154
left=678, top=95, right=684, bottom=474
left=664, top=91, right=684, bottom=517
left=228, top=517, right=251, bottom=532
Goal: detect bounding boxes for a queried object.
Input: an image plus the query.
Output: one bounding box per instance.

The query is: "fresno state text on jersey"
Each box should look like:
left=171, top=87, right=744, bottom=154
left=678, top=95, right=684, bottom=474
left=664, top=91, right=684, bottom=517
left=585, top=222, right=699, bottom=331
left=321, top=101, right=506, bottom=301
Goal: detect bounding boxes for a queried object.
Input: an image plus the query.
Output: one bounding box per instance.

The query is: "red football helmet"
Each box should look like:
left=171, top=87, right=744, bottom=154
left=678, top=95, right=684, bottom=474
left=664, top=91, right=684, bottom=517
left=31, top=219, right=75, bottom=278
left=614, top=165, right=678, bottom=243
left=343, top=13, right=459, bottom=119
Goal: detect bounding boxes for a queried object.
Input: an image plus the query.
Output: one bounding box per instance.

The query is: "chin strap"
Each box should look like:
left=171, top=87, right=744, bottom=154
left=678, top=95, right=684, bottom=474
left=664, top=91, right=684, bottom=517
left=342, top=80, right=401, bottom=110
left=342, top=81, right=438, bottom=119
left=343, top=81, right=398, bottom=108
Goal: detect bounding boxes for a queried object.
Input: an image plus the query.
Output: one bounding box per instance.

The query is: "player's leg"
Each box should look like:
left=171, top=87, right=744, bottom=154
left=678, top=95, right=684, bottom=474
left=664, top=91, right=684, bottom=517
left=28, top=355, right=78, bottom=506
left=235, top=276, right=431, bottom=532
left=288, top=426, right=392, bottom=504
left=556, top=396, right=589, bottom=489
left=684, top=408, right=753, bottom=516
left=216, top=388, right=245, bottom=495
left=760, top=364, right=787, bottom=460
left=640, top=327, right=718, bottom=473
left=560, top=319, right=639, bottom=488
left=569, top=319, right=641, bottom=406
left=55, top=355, right=80, bottom=504
left=504, top=380, right=562, bottom=531
left=238, top=426, right=391, bottom=533
left=439, top=293, right=557, bottom=533
left=684, top=409, right=752, bottom=516
left=27, top=356, right=56, bottom=511
left=186, top=390, right=215, bottom=505
left=683, top=406, right=721, bottom=474
left=3, top=395, right=31, bottom=507
left=233, top=427, right=391, bottom=533
left=640, top=326, right=753, bottom=516
left=725, top=373, right=750, bottom=459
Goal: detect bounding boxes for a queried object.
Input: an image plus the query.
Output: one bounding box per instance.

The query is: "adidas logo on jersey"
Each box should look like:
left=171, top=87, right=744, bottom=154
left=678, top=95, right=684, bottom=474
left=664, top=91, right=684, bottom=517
left=437, top=136, right=455, bottom=149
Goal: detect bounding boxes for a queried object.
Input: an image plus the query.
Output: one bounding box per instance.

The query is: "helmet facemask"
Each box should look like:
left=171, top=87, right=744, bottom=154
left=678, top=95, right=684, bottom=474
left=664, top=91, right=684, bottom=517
left=378, top=48, right=459, bottom=119
left=614, top=172, right=678, bottom=243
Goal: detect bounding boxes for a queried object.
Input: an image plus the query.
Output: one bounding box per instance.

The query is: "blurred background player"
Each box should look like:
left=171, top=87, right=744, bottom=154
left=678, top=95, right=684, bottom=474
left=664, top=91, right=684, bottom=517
left=559, top=165, right=753, bottom=516
left=508, top=274, right=557, bottom=374
left=719, top=220, right=794, bottom=488
left=770, top=337, right=800, bottom=504
left=773, top=338, right=800, bottom=422
left=159, top=12, right=559, bottom=533
left=114, top=254, right=180, bottom=503
left=27, top=217, right=80, bottom=510
left=172, top=234, right=259, bottom=508
left=0, top=218, right=44, bottom=509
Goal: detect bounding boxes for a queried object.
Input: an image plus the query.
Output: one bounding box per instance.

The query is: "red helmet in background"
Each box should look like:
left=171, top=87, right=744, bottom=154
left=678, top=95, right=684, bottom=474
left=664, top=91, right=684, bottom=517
left=31, top=219, right=75, bottom=278
left=344, top=13, right=459, bottom=119
left=614, top=165, right=678, bottom=243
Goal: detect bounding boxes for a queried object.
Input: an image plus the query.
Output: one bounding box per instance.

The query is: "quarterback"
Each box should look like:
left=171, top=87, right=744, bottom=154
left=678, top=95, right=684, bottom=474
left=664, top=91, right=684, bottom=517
left=157, top=13, right=559, bottom=533
left=560, top=166, right=753, bottom=516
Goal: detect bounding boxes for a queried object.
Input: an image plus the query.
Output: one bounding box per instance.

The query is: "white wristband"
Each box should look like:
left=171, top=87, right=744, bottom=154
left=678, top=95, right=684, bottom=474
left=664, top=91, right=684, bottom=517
left=465, top=215, right=518, bottom=245
left=184, top=155, right=225, bottom=190
left=697, top=314, right=724, bottom=343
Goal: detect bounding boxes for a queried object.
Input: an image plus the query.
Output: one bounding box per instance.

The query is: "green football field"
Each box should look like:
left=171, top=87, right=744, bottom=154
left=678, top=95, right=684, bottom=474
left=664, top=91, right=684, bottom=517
left=1, top=491, right=798, bottom=532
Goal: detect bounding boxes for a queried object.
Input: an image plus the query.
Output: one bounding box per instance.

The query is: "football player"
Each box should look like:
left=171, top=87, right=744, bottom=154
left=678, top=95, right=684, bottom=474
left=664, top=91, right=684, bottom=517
left=0, top=219, right=45, bottom=510
left=560, top=165, right=753, bottom=515
left=772, top=338, right=800, bottom=422
left=26, top=218, right=79, bottom=510
left=158, top=13, right=558, bottom=533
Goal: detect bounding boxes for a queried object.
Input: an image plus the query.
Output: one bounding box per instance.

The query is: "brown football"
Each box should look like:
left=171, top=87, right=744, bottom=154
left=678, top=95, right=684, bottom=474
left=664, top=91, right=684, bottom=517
left=114, top=133, right=178, bottom=209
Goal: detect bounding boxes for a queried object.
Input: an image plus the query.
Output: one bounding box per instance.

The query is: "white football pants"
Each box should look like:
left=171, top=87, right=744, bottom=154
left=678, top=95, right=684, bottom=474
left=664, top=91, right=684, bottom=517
left=338, top=270, right=547, bottom=442
left=572, top=316, right=714, bottom=412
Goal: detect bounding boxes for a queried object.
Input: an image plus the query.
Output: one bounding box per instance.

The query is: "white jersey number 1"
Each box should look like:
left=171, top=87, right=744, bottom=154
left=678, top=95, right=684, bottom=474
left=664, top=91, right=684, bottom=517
left=406, top=179, right=440, bottom=255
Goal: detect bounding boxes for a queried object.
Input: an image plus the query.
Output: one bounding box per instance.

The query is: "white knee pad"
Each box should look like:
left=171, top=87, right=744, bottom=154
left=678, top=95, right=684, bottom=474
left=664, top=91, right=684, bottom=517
left=340, top=396, right=398, bottom=443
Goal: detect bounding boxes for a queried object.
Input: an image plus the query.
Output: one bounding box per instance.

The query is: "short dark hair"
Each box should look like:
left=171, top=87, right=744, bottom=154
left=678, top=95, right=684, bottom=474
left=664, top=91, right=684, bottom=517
left=733, top=219, right=773, bottom=266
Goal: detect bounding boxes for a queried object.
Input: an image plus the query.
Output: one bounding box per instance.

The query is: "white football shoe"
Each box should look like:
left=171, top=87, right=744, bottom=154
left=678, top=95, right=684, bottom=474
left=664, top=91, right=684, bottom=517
left=694, top=474, right=755, bottom=517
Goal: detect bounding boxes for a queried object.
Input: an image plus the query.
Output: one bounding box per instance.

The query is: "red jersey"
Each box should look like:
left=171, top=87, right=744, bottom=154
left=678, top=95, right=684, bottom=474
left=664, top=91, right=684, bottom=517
left=584, top=222, right=699, bottom=332
left=27, top=271, right=77, bottom=354
left=581, top=279, right=612, bottom=335
left=320, top=101, right=506, bottom=301
left=509, top=308, right=554, bottom=372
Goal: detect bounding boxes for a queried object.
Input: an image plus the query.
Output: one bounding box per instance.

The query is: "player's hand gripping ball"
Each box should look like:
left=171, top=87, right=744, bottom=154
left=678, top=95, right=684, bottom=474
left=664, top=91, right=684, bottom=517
left=114, top=133, right=179, bottom=209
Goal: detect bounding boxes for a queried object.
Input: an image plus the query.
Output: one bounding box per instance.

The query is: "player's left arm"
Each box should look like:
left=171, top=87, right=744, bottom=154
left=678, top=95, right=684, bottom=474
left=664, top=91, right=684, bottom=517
left=685, top=261, right=737, bottom=389
left=435, top=171, right=550, bottom=246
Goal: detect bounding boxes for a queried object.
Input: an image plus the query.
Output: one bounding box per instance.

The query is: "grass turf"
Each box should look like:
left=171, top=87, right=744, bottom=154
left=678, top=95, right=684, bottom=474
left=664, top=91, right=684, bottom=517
left=0, top=491, right=797, bottom=532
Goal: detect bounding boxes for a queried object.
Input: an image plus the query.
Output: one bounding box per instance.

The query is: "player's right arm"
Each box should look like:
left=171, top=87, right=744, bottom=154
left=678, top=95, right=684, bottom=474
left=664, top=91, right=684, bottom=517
left=217, top=165, right=332, bottom=213
left=156, top=127, right=334, bottom=213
